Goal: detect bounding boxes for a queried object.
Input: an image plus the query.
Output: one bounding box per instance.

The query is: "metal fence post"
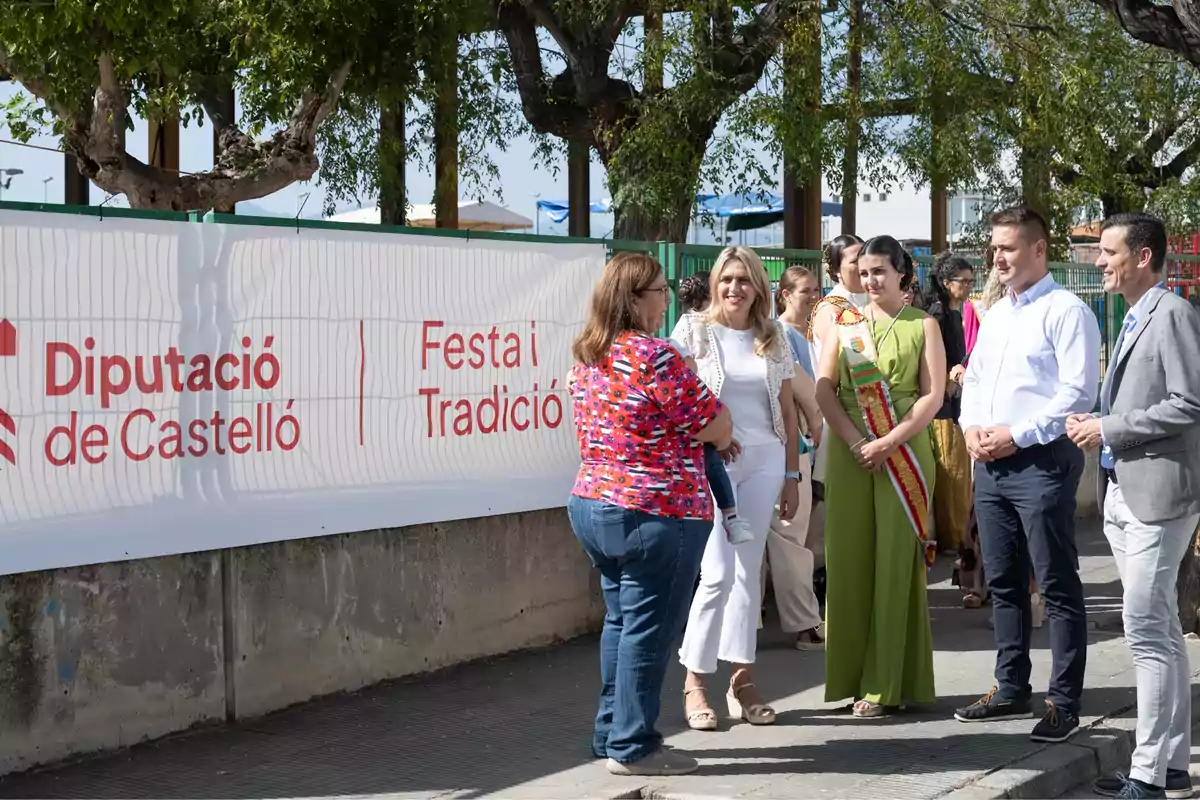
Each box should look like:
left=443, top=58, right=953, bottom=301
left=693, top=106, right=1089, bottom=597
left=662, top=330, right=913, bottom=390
left=659, top=241, right=679, bottom=337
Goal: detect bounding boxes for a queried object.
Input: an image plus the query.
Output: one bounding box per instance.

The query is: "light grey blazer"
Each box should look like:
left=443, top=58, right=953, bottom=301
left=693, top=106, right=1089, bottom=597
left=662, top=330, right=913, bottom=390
left=1099, top=286, right=1200, bottom=523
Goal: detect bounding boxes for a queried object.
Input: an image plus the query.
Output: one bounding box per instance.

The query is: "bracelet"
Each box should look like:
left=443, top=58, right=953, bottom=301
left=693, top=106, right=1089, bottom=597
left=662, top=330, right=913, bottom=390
left=784, top=470, right=800, bottom=481
left=851, top=437, right=868, bottom=449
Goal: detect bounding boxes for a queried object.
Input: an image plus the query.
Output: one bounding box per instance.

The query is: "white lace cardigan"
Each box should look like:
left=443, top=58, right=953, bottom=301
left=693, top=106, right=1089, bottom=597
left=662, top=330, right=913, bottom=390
left=669, top=312, right=794, bottom=444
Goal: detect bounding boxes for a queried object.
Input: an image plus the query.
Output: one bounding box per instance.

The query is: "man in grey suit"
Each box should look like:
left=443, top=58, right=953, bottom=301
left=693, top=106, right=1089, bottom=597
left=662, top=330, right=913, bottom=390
left=1067, top=212, right=1200, bottom=800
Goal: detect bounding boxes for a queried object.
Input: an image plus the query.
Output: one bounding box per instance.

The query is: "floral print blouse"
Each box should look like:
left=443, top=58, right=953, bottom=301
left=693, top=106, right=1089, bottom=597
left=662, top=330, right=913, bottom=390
left=570, top=331, right=724, bottom=519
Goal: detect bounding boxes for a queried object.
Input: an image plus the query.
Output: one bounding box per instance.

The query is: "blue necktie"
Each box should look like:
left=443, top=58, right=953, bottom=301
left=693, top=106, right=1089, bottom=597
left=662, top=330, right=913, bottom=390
left=1100, top=312, right=1136, bottom=468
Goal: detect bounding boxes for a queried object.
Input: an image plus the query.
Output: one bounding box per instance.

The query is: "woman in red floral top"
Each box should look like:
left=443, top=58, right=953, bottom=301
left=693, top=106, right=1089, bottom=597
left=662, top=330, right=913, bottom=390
left=568, top=252, right=732, bottom=778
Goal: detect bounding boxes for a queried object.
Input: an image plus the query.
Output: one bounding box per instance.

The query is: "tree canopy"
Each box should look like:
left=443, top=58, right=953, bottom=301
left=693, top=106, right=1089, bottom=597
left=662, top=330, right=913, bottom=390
left=0, top=0, right=374, bottom=210
left=4, top=0, right=1200, bottom=238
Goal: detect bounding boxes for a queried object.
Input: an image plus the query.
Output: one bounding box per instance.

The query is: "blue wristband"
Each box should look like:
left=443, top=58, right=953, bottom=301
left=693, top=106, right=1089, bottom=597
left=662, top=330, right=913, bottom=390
left=784, top=470, right=800, bottom=480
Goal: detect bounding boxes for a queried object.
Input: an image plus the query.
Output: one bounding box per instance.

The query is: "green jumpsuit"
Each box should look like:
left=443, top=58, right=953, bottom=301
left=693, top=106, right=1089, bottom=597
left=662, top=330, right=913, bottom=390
left=823, top=305, right=937, bottom=708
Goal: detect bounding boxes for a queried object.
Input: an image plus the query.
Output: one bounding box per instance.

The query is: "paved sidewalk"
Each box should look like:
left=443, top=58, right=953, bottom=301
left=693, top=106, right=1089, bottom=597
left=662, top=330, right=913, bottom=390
left=1, top=520, right=1195, bottom=800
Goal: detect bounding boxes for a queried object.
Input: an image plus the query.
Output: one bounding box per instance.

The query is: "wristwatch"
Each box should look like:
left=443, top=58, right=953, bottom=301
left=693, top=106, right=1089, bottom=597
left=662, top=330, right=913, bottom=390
left=784, top=470, right=801, bottom=481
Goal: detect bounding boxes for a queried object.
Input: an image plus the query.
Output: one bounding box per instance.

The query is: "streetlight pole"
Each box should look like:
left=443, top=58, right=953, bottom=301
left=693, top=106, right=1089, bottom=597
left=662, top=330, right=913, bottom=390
left=42, top=176, right=53, bottom=204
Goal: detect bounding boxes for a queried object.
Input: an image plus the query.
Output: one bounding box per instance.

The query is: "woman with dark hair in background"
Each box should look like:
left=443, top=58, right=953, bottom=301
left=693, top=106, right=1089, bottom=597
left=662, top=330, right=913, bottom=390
left=677, top=272, right=712, bottom=318
left=806, top=235, right=865, bottom=602
left=913, top=253, right=976, bottom=577
left=815, top=235, right=945, bottom=718
left=809, top=234, right=868, bottom=376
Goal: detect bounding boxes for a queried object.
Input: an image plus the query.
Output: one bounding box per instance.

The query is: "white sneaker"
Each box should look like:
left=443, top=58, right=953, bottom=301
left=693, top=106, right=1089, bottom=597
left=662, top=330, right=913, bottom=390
left=606, top=748, right=699, bottom=776
left=725, top=517, right=755, bottom=545
left=1031, top=593, right=1045, bottom=629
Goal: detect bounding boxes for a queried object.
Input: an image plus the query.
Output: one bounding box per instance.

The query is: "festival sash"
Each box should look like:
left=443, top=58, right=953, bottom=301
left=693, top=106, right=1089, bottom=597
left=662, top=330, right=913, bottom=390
left=807, top=292, right=850, bottom=342
left=833, top=305, right=935, bottom=568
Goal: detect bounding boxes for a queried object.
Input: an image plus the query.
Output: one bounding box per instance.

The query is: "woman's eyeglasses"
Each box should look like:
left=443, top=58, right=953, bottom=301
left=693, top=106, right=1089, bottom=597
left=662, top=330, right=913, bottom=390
left=639, top=285, right=671, bottom=297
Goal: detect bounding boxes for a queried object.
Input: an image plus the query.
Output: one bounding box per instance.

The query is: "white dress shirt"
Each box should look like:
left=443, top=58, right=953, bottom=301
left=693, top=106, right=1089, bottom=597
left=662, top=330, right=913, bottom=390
left=960, top=272, right=1101, bottom=449
left=1099, top=282, right=1165, bottom=468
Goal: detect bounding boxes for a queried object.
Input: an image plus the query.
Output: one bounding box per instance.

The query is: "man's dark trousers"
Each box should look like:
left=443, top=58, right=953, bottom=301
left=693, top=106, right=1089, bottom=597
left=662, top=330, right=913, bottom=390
left=974, top=437, right=1087, bottom=713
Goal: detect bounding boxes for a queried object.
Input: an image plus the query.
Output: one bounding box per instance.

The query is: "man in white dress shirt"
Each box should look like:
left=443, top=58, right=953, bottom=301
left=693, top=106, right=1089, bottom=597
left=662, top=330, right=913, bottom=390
left=1067, top=212, right=1200, bottom=800
left=954, top=206, right=1101, bottom=744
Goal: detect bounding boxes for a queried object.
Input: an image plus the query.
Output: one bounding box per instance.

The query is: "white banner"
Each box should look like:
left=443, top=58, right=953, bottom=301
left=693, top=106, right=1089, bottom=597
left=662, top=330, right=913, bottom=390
left=0, top=210, right=605, bottom=575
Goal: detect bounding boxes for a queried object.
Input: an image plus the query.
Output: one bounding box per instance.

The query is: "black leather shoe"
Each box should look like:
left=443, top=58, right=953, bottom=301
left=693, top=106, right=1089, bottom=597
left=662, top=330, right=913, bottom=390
left=953, top=686, right=1033, bottom=723
left=1029, top=700, right=1079, bottom=743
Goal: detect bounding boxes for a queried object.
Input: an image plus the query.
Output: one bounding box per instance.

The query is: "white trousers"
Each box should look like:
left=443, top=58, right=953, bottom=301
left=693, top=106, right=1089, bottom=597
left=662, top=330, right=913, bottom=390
left=1103, top=482, right=1200, bottom=788
left=763, top=457, right=822, bottom=632
left=680, top=441, right=785, bottom=673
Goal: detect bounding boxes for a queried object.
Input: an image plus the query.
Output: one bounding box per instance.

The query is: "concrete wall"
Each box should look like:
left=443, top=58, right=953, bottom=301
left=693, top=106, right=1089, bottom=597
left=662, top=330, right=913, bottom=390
left=0, top=555, right=225, bottom=775
left=0, top=508, right=601, bottom=776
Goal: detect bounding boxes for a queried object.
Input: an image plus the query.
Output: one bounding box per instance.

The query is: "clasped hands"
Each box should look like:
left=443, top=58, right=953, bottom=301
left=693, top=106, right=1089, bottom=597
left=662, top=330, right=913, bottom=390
left=851, top=435, right=896, bottom=472
left=1065, top=413, right=1104, bottom=453
left=964, top=425, right=1018, bottom=463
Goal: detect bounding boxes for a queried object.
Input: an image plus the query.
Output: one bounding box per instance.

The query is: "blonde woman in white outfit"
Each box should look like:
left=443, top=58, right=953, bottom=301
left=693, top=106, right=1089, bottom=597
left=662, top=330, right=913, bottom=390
left=672, top=247, right=802, bottom=730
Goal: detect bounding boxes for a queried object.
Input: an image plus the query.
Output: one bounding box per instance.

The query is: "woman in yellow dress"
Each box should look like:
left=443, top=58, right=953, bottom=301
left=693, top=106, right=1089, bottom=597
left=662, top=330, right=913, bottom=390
left=815, top=235, right=946, bottom=718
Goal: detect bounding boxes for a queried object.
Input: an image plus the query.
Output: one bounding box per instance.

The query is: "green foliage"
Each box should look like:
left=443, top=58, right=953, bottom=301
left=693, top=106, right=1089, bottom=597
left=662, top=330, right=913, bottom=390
left=5, top=0, right=1197, bottom=237
left=316, top=0, right=529, bottom=216
left=0, top=0, right=370, bottom=134
left=867, top=0, right=1200, bottom=235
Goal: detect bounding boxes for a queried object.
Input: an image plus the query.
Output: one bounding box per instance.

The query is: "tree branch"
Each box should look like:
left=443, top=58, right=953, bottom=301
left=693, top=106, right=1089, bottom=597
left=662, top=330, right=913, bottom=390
left=495, top=1, right=594, bottom=140
left=85, top=55, right=350, bottom=210
left=1161, top=134, right=1200, bottom=180
left=1089, top=0, right=1200, bottom=68
left=515, top=0, right=577, bottom=57
left=695, top=0, right=799, bottom=100
left=0, top=45, right=77, bottom=123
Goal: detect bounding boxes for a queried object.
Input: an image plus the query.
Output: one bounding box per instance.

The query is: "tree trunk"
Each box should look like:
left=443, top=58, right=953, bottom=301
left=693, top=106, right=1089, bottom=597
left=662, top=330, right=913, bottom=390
left=495, top=1, right=795, bottom=245
left=1176, top=521, right=1200, bottom=634
left=611, top=189, right=695, bottom=242
left=378, top=93, right=406, bottom=226
left=1019, top=145, right=1052, bottom=222
left=841, top=0, right=861, bottom=236
left=604, top=136, right=706, bottom=242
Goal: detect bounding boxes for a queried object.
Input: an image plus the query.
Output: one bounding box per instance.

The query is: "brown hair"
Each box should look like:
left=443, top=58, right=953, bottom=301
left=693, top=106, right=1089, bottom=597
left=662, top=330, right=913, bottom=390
left=824, top=234, right=864, bottom=283
left=706, top=246, right=782, bottom=358
left=678, top=271, right=711, bottom=312
left=572, top=252, right=664, bottom=365
left=775, top=265, right=816, bottom=314
left=990, top=205, right=1049, bottom=246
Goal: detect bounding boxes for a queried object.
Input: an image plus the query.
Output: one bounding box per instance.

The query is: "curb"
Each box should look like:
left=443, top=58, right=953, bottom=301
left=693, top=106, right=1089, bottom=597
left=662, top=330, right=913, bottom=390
left=939, top=678, right=1200, bottom=800
left=613, top=677, right=1200, bottom=800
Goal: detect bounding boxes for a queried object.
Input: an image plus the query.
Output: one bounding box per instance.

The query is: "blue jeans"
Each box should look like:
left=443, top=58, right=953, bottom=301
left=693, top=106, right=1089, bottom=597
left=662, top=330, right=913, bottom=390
left=567, top=495, right=710, bottom=763
left=704, top=444, right=735, bottom=511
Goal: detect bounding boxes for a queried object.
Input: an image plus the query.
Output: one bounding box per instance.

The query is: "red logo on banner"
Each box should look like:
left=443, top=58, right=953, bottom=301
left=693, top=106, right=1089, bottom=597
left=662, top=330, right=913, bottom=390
left=0, top=319, right=16, bottom=465
left=0, top=319, right=14, bottom=358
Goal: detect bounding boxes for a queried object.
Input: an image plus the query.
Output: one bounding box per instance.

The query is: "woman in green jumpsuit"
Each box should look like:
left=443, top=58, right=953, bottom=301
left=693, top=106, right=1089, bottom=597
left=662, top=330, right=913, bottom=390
left=813, top=235, right=947, bottom=718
